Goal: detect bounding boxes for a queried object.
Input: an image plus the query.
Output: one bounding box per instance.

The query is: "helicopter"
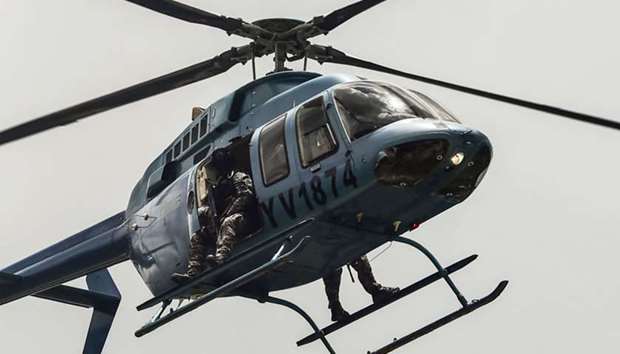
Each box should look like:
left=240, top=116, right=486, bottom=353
left=1, top=1, right=620, bottom=354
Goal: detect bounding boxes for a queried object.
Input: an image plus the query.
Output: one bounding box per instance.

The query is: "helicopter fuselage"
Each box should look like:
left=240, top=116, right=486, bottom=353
left=126, top=71, right=492, bottom=297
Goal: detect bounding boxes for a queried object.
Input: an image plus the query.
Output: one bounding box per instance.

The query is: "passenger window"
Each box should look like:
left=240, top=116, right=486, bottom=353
left=199, top=115, right=208, bottom=136
left=182, top=132, right=190, bottom=150
left=174, top=142, right=181, bottom=158
left=296, top=97, right=337, bottom=167
left=191, top=125, right=199, bottom=144
left=259, top=115, right=289, bottom=185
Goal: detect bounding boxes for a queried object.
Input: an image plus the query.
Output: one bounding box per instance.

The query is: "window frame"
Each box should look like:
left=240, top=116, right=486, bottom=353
left=295, top=96, right=339, bottom=168
left=259, top=114, right=290, bottom=186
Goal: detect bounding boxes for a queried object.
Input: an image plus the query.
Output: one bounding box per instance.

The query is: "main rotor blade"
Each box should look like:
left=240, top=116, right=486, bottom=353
left=125, top=0, right=266, bottom=40
left=308, top=46, right=620, bottom=131
left=0, top=46, right=249, bottom=146
left=317, top=0, right=387, bottom=33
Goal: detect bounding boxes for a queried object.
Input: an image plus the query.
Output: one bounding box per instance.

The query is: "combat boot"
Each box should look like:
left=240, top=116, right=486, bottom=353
left=322, top=267, right=350, bottom=322
left=171, top=261, right=203, bottom=283
left=370, top=286, right=400, bottom=304
left=328, top=300, right=350, bottom=322
left=351, top=256, right=400, bottom=304
left=205, top=247, right=231, bottom=267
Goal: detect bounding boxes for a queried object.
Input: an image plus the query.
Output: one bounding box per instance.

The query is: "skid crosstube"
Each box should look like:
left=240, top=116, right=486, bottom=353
left=297, top=254, right=478, bottom=346
left=296, top=235, right=508, bottom=354
left=136, top=218, right=314, bottom=311
left=135, top=236, right=309, bottom=337
left=368, top=280, right=509, bottom=354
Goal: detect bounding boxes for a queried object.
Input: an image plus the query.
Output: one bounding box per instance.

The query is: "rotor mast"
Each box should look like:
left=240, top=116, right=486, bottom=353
left=273, top=42, right=289, bottom=73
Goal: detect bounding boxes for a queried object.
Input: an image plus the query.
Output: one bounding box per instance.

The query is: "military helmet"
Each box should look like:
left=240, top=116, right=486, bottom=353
left=211, top=148, right=233, bottom=173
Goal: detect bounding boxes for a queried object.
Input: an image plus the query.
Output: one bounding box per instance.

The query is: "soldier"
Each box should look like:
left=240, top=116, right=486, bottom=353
left=172, top=149, right=258, bottom=281
left=173, top=206, right=217, bottom=281
left=172, top=175, right=218, bottom=282
left=323, top=256, right=399, bottom=322
left=205, top=149, right=259, bottom=266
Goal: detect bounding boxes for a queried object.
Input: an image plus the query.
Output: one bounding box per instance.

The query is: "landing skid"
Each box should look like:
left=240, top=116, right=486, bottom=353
left=134, top=228, right=507, bottom=354
left=368, top=280, right=508, bottom=354
left=294, top=236, right=508, bottom=353
left=135, top=236, right=308, bottom=337
left=136, top=218, right=314, bottom=312
left=134, top=219, right=315, bottom=338
left=297, top=254, right=479, bottom=346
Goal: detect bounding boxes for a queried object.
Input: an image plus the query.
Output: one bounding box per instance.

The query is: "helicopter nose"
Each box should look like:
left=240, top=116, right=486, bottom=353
left=438, top=129, right=493, bottom=202
left=375, top=139, right=450, bottom=187
left=374, top=129, right=492, bottom=199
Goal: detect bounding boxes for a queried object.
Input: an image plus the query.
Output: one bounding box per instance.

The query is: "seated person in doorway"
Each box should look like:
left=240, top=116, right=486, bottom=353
left=172, top=170, right=218, bottom=282
left=323, top=256, right=399, bottom=322
left=173, top=149, right=259, bottom=281
left=205, top=148, right=259, bottom=266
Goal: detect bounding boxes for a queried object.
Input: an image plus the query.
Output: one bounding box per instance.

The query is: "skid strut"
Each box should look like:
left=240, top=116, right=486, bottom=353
left=368, top=281, right=508, bottom=354
left=297, top=254, right=478, bottom=347
left=257, top=296, right=336, bottom=354
left=393, top=236, right=469, bottom=306
left=135, top=236, right=309, bottom=337
left=296, top=236, right=508, bottom=354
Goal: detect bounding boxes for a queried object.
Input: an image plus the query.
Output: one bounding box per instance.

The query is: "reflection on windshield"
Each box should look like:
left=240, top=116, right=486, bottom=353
left=333, top=81, right=459, bottom=140
left=412, top=90, right=460, bottom=123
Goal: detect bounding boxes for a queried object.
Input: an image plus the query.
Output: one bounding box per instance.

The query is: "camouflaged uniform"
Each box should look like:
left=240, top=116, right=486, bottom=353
left=185, top=206, right=218, bottom=276
left=323, top=255, right=399, bottom=321
left=208, top=170, right=259, bottom=264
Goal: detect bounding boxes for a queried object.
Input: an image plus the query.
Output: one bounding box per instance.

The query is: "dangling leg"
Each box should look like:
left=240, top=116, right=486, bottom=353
left=172, top=231, right=208, bottom=283
left=322, top=268, right=350, bottom=322
left=350, top=255, right=400, bottom=304
left=207, top=213, right=247, bottom=266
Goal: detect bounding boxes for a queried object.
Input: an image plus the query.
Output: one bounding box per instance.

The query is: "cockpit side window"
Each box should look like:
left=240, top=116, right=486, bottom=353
left=259, top=115, right=290, bottom=186
left=296, top=96, right=338, bottom=168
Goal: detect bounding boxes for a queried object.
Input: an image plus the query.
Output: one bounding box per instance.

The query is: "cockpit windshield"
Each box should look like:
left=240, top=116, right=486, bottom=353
left=333, top=81, right=459, bottom=140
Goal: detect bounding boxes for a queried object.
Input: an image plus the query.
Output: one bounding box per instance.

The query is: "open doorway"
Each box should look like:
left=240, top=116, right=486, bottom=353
left=194, top=134, right=262, bottom=233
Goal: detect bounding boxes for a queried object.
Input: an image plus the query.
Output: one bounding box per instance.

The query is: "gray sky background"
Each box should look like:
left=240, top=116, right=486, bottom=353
left=1, top=1, right=619, bottom=353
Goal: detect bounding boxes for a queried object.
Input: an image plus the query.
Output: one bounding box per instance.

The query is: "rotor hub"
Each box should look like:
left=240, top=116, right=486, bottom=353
left=252, top=18, right=305, bottom=34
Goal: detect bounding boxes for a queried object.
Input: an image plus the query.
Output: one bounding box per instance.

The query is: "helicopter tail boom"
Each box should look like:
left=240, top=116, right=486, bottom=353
left=0, top=211, right=129, bottom=306
left=0, top=212, right=129, bottom=353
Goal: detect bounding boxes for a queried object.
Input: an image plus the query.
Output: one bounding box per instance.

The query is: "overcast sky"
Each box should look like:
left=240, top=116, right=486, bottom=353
left=1, top=1, right=619, bottom=353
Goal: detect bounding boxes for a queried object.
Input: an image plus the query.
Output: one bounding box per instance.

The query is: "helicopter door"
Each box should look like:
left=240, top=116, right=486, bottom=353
left=250, top=113, right=301, bottom=230
left=293, top=94, right=350, bottom=210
